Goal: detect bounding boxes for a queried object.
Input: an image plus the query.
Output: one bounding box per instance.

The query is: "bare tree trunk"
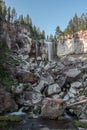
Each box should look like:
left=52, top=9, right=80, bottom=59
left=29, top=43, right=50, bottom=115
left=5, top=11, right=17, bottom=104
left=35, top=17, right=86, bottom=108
left=66, top=98, right=87, bottom=108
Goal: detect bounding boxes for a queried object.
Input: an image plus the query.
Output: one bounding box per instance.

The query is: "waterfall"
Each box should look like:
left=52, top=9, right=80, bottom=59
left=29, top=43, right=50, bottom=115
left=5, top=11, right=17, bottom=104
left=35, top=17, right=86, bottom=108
left=8, top=107, right=26, bottom=116
left=45, top=40, right=53, bottom=61
left=36, top=40, right=38, bottom=58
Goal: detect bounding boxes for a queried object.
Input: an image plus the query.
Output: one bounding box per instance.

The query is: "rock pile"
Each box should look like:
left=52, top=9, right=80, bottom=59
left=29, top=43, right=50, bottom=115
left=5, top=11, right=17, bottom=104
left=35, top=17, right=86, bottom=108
left=1, top=53, right=87, bottom=120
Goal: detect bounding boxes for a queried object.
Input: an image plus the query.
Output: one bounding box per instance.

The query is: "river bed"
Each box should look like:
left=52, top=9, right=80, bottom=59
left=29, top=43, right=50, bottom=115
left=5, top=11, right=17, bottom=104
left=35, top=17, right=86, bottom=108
left=13, top=117, right=77, bottom=130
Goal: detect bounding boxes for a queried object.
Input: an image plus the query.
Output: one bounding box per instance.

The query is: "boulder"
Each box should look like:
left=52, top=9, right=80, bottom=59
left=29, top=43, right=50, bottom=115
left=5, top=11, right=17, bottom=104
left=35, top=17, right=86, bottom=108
left=0, top=88, right=18, bottom=113
left=47, top=83, right=61, bottom=96
left=64, top=68, right=81, bottom=82
left=11, top=83, right=23, bottom=94
left=55, top=75, right=67, bottom=89
left=35, top=80, right=48, bottom=93
left=16, top=70, right=39, bottom=84
left=24, top=91, right=42, bottom=105
left=41, top=98, right=66, bottom=119
left=71, top=81, right=82, bottom=89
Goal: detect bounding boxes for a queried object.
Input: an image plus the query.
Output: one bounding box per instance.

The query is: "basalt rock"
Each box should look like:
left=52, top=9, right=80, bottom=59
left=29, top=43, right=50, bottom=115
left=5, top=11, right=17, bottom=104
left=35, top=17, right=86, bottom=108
left=0, top=88, right=18, bottom=113
left=16, top=70, right=39, bottom=84
left=41, top=98, right=66, bottom=119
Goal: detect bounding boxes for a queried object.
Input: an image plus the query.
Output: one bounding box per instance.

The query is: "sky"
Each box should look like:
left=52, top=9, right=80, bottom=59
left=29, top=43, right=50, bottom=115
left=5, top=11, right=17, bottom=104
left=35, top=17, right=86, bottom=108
left=4, top=0, right=87, bottom=36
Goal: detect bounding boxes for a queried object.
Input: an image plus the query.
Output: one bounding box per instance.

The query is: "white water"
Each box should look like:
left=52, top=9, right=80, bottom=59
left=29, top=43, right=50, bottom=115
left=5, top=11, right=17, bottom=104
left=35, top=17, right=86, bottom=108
left=45, top=41, right=53, bottom=61
left=8, top=107, right=26, bottom=116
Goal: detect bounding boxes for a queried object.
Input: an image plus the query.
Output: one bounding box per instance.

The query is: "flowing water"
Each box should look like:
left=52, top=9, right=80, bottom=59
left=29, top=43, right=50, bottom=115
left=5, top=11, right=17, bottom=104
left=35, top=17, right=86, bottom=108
left=2, top=108, right=77, bottom=130
left=45, top=41, right=53, bottom=61
left=6, top=111, right=77, bottom=130
left=14, top=116, right=77, bottom=130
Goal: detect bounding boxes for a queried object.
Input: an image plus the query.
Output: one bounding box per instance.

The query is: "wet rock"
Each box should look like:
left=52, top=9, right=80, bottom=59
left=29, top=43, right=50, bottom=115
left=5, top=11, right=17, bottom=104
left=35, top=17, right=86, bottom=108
left=47, top=83, right=61, bottom=96
left=0, top=88, right=18, bottom=113
left=41, top=98, right=66, bottom=119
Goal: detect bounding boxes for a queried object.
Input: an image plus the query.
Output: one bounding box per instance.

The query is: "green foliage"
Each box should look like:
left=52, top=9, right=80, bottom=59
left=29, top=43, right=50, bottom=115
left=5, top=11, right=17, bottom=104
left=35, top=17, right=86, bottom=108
left=0, top=1, right=46, bottom=40
left=23, top=83, right=29, bottom=90
left=0, top=115, right=22, bottom=129
left=0, top=121, right=7, bottom=128
left=63, top=13, right=87, bottom=36
left=75, top=120, right=87, bottom=128
left=55, top=26, right=63, bottom=38
left=0, top=38, right=14, bottom=89
left=0, top=115, right=22, bottom=121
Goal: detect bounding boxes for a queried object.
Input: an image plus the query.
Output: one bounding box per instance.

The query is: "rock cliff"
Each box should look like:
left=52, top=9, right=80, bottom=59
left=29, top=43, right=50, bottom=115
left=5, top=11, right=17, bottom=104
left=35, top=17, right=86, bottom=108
left=57, top=30, right=87, bottom=56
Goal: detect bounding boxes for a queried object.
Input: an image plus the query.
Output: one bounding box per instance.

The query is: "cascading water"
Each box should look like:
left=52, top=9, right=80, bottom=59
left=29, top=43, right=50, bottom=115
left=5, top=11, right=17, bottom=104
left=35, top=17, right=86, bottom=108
left=45, top=40, right=53, bottom=61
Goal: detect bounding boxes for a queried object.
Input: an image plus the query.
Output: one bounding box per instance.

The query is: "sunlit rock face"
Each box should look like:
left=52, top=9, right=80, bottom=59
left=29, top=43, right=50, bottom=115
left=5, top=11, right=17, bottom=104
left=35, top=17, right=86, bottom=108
left=57, top=30, right=87, bottom=56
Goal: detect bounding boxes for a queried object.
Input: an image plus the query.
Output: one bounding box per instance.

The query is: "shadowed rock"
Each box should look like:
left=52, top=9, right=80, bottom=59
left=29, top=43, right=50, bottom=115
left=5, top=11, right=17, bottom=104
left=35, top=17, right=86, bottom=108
left=0, top=88, right=18, bottom=113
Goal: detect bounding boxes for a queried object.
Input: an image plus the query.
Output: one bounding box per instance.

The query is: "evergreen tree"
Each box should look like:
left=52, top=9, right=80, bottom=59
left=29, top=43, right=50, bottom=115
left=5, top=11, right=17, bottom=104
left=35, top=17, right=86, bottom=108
left=80, top=13, right=86, bottom=30
left=18, top=14, right=24, bottom=24
left=49, top=34, right=54, bottom=42
left=41, top=30, right=45, bottom=39
left=7, top=6, right=11, bottom=23
left=73, top=13, right=79, bottom=32
left=11, top=8, right=16, bottom=22
left=55, top=26, right=62, bottom=38
left=24, top=14, right=30, bottom=25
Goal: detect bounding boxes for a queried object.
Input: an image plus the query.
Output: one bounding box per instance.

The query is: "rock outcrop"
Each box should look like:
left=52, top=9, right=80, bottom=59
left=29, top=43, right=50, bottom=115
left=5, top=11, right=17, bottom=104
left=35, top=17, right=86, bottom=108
left=57, top=30, right=87, bottom=56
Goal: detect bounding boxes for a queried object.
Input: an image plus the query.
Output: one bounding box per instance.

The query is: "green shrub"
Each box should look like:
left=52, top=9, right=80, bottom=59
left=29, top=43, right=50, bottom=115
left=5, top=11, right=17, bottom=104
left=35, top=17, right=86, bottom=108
left=75, top=120, right=87, bottom=128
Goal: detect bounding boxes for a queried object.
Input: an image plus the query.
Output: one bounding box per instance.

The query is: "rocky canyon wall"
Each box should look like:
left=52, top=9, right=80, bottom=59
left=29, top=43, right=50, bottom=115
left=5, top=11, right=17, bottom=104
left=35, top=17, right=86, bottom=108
left=57, top=30, right=87, bottom=56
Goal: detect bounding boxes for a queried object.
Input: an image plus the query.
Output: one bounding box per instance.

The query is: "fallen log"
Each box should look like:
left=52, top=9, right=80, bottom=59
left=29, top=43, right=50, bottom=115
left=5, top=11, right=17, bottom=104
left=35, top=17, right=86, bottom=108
left=66, top=98, right=87, bottom=108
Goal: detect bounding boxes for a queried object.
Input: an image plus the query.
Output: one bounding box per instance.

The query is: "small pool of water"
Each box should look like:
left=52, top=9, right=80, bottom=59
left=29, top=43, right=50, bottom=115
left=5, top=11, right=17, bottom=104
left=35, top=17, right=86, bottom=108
left=14, top=117, right=77, bottom=130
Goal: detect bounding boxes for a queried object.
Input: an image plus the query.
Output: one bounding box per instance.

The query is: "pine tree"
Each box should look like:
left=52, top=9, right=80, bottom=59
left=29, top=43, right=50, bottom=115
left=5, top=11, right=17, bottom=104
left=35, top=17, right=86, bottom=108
left=18, top=15, right=24, bottom=24
left=41, top=30, right=45, bottom=39
left=55, top=26, right=62, bottom=38
left=11, top=8, right=16, bottom=22
left=7, top=6, right=11, bottom=23
left=80, top=13, right=86, bottom=30
left=73, top=13, right=79, bottom=32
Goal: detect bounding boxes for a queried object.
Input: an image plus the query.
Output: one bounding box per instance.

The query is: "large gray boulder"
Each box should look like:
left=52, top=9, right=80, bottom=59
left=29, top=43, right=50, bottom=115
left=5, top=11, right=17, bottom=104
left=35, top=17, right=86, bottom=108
left=41, top=98, right=66, bottom=119
left=64, top=68, right=81, bottom=82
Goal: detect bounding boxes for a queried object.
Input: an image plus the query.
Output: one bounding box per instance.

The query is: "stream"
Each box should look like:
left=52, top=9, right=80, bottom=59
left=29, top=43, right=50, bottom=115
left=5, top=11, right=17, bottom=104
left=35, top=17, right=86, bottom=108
left=14, top=117, right=77, bottom=130
left=6, top=111, right=77, bottom=130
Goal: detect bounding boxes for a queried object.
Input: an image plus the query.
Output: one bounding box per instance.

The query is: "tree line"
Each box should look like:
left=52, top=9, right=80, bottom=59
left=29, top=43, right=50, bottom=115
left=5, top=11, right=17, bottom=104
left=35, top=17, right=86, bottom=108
left=0, top=0, right=45, bottom=40
left=52, top=13, right=87, bottom=41
left=1, top=0, right=87, bottom=42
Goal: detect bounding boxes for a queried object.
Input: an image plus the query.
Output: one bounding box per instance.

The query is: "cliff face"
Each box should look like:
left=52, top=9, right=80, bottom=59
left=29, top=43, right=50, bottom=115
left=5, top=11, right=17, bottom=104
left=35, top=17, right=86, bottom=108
left=57, top=30, right=87, bottom=56
left=2, top=24, right=32, bottom=55
left=3, top=24, right=48, bottom=60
